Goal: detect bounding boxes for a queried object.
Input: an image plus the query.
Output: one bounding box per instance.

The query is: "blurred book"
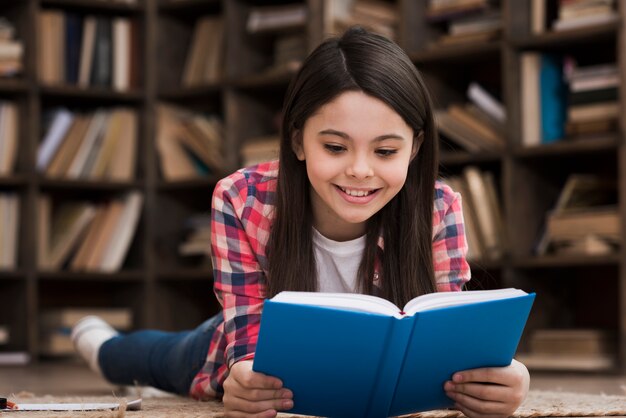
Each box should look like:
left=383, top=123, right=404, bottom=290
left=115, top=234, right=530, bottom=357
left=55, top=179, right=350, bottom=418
left=535, top=174, right=619, bottom=255
left=552, top=0, right=617, bottom=31
left=0, top=17, right=23, bottom=77
left=182, top=16, right=224, bottom=86
left=241, top=135, right=281, bottom=166
left=0, top=193, right=20, bottom=270
left=324, top=0, right=397, bottom=40
left=156, top=104, right=224, bottom=181
left=247, top=4, right=308, bottom=33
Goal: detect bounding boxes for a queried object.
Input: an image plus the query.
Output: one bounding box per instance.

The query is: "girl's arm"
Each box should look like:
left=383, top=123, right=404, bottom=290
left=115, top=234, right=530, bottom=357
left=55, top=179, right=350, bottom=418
left=444, top=359, right=530, bottom=418
left=432, top=182, right=471, bottom=292
left=211, top=173, right=293, bottom=416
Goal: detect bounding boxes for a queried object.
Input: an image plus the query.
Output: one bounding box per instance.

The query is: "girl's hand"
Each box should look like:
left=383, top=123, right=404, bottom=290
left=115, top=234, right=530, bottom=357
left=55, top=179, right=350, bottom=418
left=222, top=360, right=294, bottom=418
left=444, top=359, right=529, bottom=418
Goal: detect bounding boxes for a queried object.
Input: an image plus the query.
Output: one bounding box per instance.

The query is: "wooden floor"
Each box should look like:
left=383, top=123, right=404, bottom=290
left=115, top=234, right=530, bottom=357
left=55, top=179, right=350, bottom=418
left=0, top=361, right=625, bottom=397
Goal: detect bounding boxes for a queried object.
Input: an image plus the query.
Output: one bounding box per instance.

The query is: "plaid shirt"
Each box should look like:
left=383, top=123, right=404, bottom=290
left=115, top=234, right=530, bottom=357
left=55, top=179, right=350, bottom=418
left=189, top=159, right=471, bottom=399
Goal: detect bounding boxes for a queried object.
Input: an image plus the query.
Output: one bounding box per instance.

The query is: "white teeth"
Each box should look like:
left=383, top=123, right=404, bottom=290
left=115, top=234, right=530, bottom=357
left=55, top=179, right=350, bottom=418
left=341, top=188, right=373, bottom=197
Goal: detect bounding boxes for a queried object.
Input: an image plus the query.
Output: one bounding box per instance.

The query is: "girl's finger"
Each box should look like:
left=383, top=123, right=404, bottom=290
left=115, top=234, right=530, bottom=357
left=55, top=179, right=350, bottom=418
left=227, top=394, right=294, bottom=414
left=446, top=390, right=507, bottom=415
left=445, top=381, right=510, bottom=402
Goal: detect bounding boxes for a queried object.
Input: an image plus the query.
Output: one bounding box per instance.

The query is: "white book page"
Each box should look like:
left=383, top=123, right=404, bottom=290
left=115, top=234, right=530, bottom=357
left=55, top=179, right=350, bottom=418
left=403, top=288, right=527, bottom=315
left=272, top=291, right=403, bottom=318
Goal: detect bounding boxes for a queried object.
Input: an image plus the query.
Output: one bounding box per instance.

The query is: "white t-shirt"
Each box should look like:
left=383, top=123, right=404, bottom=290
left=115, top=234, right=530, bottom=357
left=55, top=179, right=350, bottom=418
left=312, top=228, right=366, bottom=293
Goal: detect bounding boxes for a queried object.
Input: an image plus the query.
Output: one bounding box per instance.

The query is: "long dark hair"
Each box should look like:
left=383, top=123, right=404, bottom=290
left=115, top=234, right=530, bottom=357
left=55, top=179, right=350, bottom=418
left=266, top=27, right=438, bottom=307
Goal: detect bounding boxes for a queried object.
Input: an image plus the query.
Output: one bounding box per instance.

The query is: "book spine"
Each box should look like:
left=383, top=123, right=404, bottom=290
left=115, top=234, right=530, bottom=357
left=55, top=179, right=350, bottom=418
left=364, top=317, right=414, bottom=418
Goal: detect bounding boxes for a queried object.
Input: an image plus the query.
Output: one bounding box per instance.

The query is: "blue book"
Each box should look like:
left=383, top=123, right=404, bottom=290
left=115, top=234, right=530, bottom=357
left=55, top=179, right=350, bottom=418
left=65, top=13, right=83, bottom=85
left=540, top=54, right=567, bottom=143
left=253, top=288, right=535, bottom=418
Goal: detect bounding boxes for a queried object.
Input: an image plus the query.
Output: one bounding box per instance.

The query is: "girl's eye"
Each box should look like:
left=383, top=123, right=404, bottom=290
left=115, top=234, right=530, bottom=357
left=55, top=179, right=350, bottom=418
left=376, top=149, right=398, bottom=157
left=324, top=144, right=346, bottom=154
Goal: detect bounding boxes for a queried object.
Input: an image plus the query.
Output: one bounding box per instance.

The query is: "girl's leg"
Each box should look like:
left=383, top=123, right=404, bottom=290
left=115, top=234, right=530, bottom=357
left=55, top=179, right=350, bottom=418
left=98, top=313, right=221, bottom=396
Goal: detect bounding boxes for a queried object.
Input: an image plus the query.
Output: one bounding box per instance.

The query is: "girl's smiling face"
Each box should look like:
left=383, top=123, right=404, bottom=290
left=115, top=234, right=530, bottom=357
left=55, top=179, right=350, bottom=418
left=294, top=90, right=419, bottom=242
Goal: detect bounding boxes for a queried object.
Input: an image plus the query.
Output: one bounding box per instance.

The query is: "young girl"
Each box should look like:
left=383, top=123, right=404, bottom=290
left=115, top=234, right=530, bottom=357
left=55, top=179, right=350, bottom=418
left=72, top=27, right=529, bottom=418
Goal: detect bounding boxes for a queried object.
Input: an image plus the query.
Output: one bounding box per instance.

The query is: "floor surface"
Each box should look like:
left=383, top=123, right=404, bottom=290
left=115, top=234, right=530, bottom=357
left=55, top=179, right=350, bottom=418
left=0, top=361, right=625, bottom=397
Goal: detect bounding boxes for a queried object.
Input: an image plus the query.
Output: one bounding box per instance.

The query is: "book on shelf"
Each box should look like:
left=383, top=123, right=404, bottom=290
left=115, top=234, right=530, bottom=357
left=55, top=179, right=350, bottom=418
left=0, top=17, right=23, bottom=76
left=182, top=16, right=224, bottom=87
left=535, top=174, right=618, bottom=255
left=38, top=108, right=137, bottom=180
left=0, top=193, right=20, bottom=270
left=156, top=104, right=224, bottom=181
left=253, top=288, right=534, bottom=417
left=38, top=10, right=65, bottom=85
left=467, top=82, right=506, bottom=124
left=38, top=11, right=138, bottom=90
left=552, top=0, right=618, bottom=31
left=0, top=19, right=23, bottom=77
left=425, top=0, right=495, bottom=23
left=446, top=104, right=505, bottom=149
left=520, top=53, right=568, bottom=146
left=460, top=166, right=507, bottom=260
left=247, top=4, right=308, bottom=33
left=0, top=101, right=19, bottom=176
left=324, top=0, right=397, bottom=40
left=39, top=192, right=143, bottom=272
left=241, top=135, right=281, bottom=167
left=43, top=202, right=97, bottom=270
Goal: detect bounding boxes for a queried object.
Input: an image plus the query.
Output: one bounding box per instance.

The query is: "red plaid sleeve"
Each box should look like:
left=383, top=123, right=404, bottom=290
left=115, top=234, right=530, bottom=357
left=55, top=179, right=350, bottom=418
left=432, top=181, right=471, bottom=292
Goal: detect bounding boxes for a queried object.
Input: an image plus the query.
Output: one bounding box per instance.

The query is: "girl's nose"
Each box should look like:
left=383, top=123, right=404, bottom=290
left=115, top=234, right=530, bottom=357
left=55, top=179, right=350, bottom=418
left=346, top=154, right=374, bottom=179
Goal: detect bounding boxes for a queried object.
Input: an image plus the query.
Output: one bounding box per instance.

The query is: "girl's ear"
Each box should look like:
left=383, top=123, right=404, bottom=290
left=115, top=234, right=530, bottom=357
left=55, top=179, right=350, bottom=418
left=291, top=130, right=305, bottom=161
left=411, top=131, right=424, bottom=161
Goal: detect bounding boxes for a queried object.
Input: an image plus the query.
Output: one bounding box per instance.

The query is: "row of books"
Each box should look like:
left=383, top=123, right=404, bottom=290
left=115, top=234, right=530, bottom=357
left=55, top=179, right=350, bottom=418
left=536, top=174, right=619, bottom=256
left=520, top=53, right=618, bottom=147
left=37, top=107, right=137, bottom=181
left=39, top=307, right=132, bottom=356
left=435, top=82, right=506, bottom=153
left=427, top=0, right=501, bottom=46
left=246, top=3, right=308, bottom=34
left=38, top=192, right=142, bottom=272
left=0, top=193, right=19, bottom=270
left=182, top=16, right=224, bottom=87
left=563, top=58, right=619, bottom=138
left=0, top=17, right=23, bottom=77
left=38, top=10, right=140, bottom=91
left=444, top=166, right=507, bottom=261
left=156, top=104, right=224, bottom=181
left=0, top=101, right=19, bottom=176
left=518, top=328, right=617, bottom=371
left=531, top=0, right=617, bottom=34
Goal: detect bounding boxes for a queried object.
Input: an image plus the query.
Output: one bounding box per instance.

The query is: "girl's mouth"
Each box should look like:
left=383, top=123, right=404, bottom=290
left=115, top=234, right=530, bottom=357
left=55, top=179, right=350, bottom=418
left=336, top=186, right=380, bottom=202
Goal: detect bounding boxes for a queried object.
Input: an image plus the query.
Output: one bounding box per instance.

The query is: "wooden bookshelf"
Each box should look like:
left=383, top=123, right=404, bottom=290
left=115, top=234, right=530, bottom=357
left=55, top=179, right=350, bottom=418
left=1, top=0, right=625, bottom=374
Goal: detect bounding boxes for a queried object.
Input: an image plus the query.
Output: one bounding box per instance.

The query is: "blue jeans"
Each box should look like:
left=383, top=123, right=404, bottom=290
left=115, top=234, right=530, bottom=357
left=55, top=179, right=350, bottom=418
left=99, top=313, right=222, bottom=395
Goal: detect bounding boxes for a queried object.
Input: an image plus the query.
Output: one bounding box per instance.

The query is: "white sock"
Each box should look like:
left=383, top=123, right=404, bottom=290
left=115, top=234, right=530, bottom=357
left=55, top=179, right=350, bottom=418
left=71, top=316, right=119, bottom=375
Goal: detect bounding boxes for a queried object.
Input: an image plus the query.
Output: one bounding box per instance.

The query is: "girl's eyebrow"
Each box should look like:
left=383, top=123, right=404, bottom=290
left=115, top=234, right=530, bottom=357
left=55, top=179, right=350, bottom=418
left=318, top=129, right=405, bottom=142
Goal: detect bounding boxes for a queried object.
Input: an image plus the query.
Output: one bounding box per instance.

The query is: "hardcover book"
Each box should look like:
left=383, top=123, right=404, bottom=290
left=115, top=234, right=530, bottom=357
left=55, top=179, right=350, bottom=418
left=253, top=288, right=535, bottom=418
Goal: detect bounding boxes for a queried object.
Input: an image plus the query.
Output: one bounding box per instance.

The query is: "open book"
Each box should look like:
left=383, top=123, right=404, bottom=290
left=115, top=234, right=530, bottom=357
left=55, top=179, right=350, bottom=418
left=253, top=288, right=535, bottom=418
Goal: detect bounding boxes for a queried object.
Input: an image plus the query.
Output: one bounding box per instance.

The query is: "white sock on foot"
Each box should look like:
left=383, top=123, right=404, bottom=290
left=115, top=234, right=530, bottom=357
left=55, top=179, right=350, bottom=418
left=71, top=315, right=119, bottom=375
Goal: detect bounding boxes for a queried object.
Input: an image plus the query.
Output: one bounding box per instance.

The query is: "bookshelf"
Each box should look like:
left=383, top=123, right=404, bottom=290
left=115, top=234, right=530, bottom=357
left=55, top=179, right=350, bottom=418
left=1, top=0, right=625, bottom=374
